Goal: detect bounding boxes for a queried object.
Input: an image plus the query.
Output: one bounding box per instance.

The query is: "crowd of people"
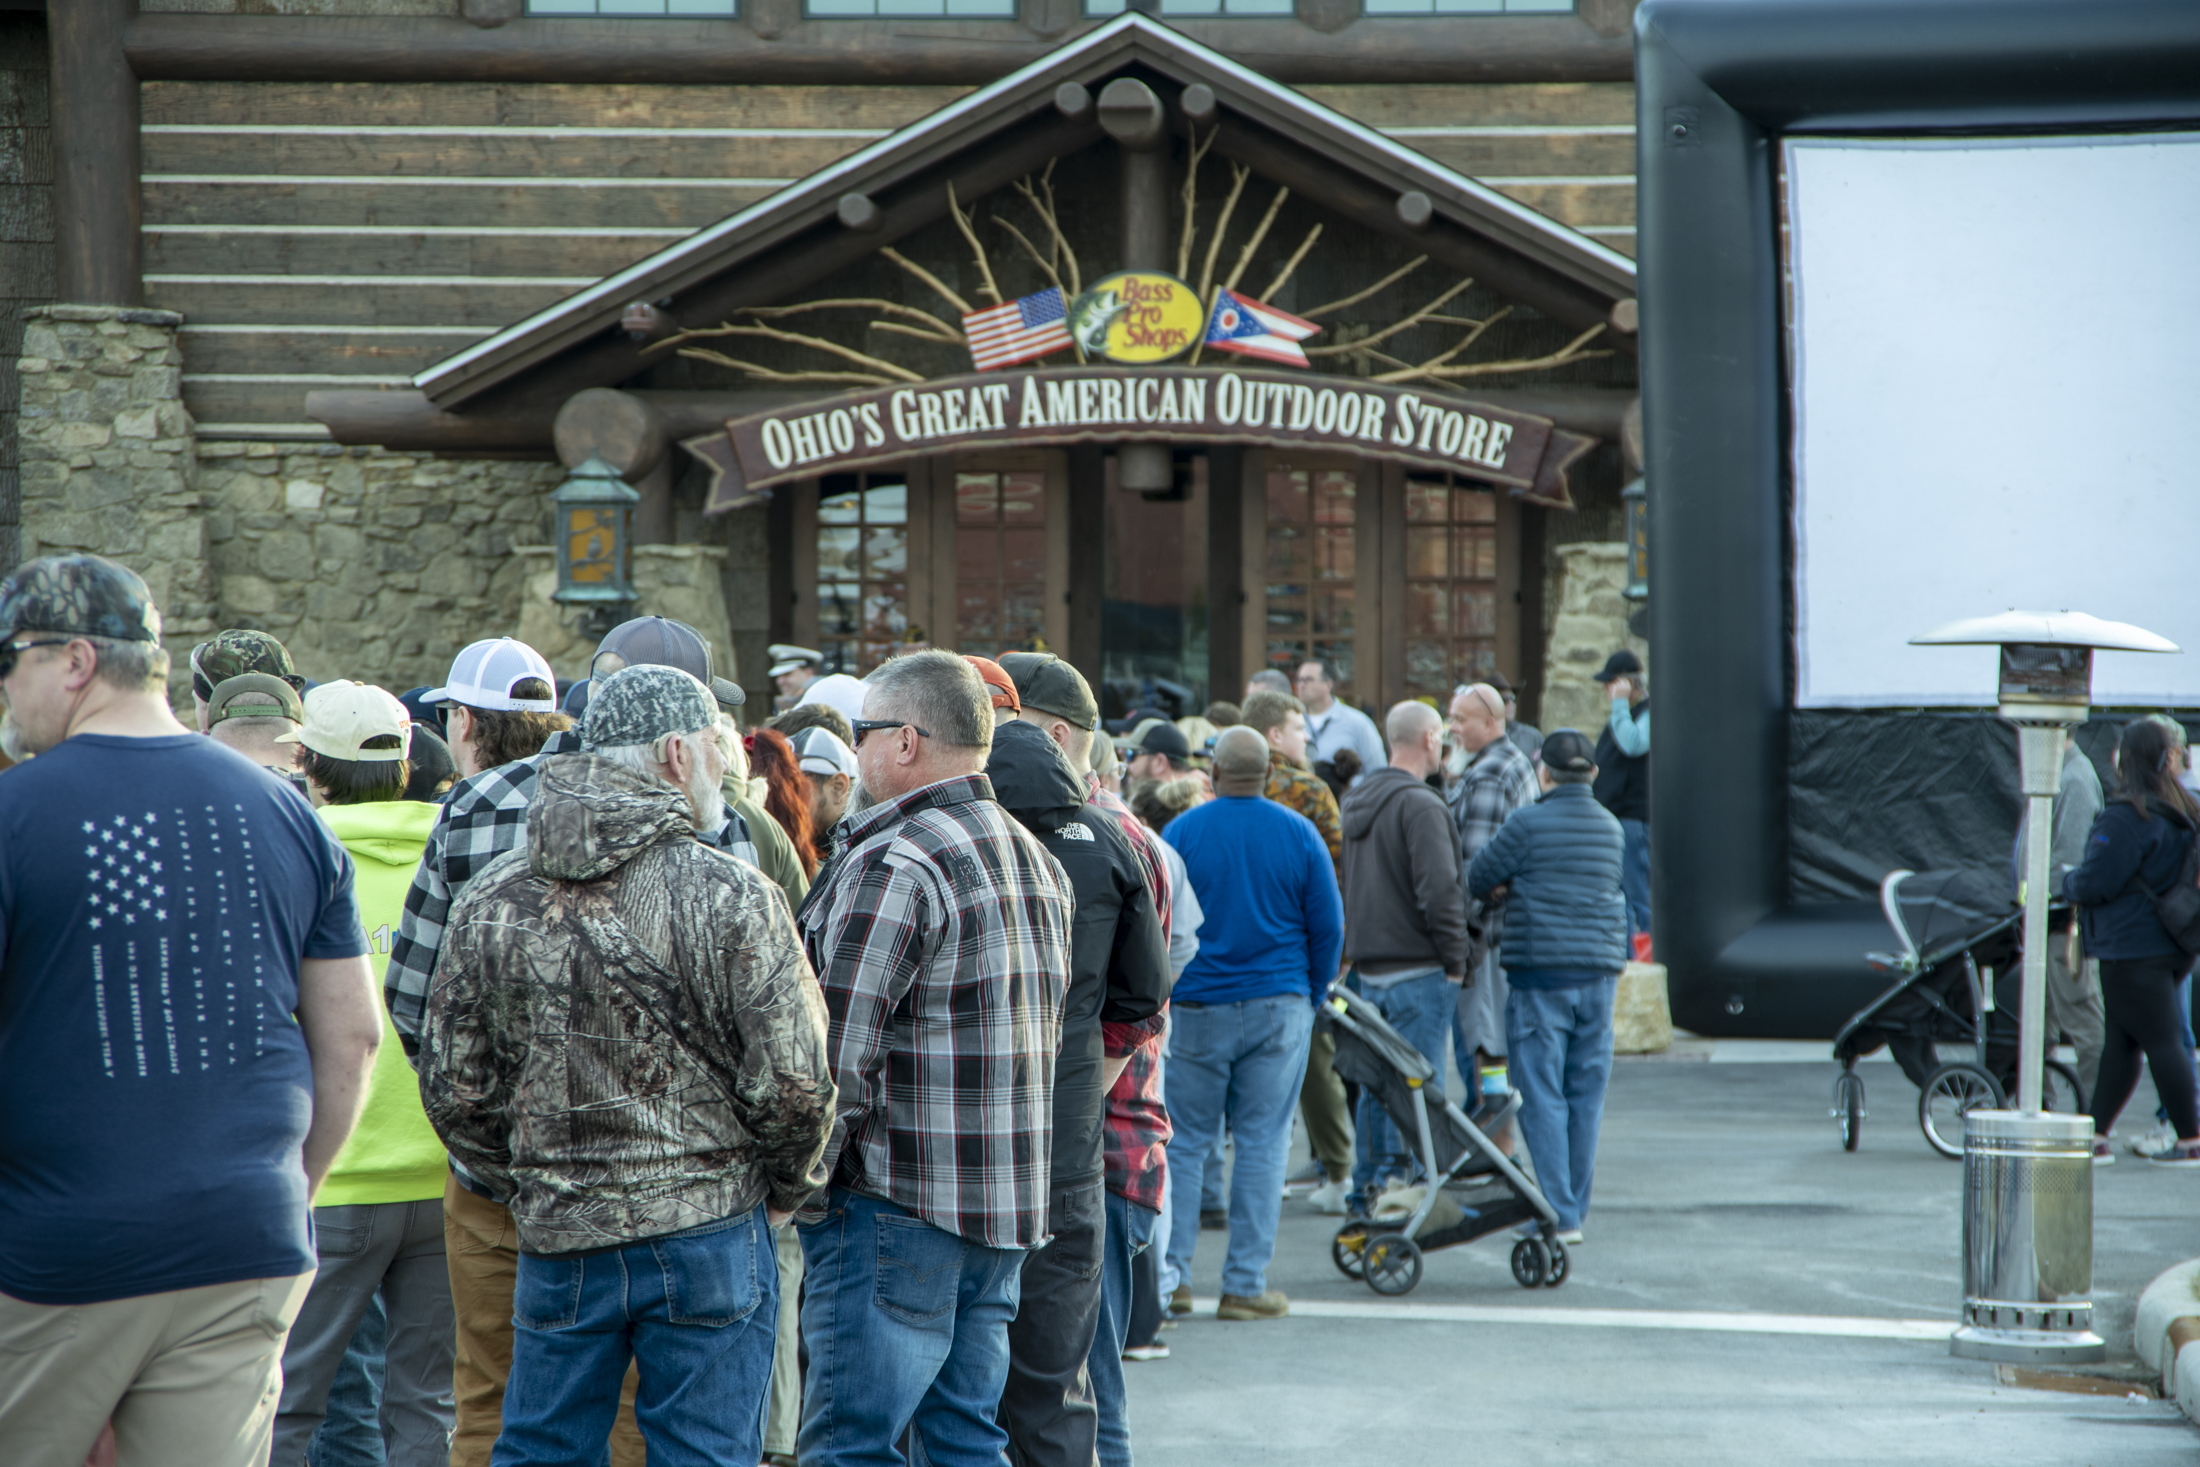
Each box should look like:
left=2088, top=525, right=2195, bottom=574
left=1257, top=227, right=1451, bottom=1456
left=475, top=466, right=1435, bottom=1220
left=0, top=549, right=1659, bottom=1467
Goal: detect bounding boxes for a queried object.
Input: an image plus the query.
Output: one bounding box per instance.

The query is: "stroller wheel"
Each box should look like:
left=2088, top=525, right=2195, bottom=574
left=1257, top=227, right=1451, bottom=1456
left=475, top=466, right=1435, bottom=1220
left=1510, top=1236, right=1549, bottom=1289
left=1833, top=1071, right=1864, bottom=1152
left=2042, top=1059, right=2086, bottom=1116
left=1330, top=1223, right=1369, bottom=1280
left=1918, top=1062, right=2003, bottom=1159
left=1363, top=1232, right=1423, bottom=1297
left=1544, top=1239, right=1569, bottom=1288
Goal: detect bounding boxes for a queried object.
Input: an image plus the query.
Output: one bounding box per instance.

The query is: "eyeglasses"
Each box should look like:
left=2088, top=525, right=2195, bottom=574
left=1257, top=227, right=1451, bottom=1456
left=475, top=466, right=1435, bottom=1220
left=0, top=636, right=74, bottom=681
left=850, top=719, right=931, bottom=747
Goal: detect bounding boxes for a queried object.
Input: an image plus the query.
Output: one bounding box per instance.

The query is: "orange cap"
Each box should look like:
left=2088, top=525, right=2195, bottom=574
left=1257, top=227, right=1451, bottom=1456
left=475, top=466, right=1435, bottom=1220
left=963, top=655, right=1021, bottom=712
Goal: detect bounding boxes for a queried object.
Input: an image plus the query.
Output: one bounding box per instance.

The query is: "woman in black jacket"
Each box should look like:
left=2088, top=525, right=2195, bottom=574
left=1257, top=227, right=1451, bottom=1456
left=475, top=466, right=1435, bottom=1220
left=2063, top=718, right=2200, bottom=1165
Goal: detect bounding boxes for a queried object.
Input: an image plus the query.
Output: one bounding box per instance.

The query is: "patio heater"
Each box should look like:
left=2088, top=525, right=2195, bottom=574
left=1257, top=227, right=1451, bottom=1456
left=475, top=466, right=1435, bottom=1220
left=1910, top=610, right=2178, bottom=1365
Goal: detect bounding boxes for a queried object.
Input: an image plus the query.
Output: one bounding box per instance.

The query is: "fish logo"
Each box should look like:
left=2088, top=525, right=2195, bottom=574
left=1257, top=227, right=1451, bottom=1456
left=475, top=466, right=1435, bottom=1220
left=1070, top=288, right=1127, bottom=355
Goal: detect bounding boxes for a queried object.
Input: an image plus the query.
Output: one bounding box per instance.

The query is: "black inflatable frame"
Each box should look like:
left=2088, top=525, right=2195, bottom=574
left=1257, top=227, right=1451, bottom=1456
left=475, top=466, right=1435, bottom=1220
left=1636, top=0, right=2200, bottom=1036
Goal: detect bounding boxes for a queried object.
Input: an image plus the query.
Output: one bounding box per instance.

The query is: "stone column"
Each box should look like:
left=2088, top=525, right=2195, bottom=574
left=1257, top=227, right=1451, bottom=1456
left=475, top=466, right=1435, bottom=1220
left=1538, top=541, right=1646, bottom=738
left=15, top=305, right=215, bottom=699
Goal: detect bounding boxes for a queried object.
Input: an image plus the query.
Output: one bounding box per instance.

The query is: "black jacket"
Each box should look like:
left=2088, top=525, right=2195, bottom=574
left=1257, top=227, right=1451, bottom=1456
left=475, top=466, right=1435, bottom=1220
left=1592, top=696, right=1649, bottom=823
left=986, top=722, right=1169, bottom=1186
left=1339, top=766, right=1469, bottom=975
left=2063, top=796, right=2197, bottom=963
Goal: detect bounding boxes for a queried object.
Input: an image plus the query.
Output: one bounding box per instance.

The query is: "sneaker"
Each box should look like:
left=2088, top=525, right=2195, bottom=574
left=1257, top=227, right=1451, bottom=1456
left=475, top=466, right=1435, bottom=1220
left=2125, top=1122, right=2176, bottom=1156
left=1200, top=1208, right=1229, bottom=1231
left=1121, top=1341, right=1171, bottom=1361
left=1216, top=1290, right=1290, bottom=1320
left=2145, top=1139, right=2200, bottom=1168
left=2091, top=1138, right=2115, bottom=1166
left=1555, top=1228, right=1584, bottom=1246
left=1282, top=1160, right=1325, bottom=1194
left=1306, top=1179, right=1351, bottom=1215
left=1167, top=1284, right=1193, bottom=1316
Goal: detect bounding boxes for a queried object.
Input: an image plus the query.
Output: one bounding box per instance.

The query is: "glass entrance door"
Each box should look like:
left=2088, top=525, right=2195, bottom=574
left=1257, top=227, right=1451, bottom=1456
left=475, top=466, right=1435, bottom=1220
left=1102, top=454, right=1210, bottom=722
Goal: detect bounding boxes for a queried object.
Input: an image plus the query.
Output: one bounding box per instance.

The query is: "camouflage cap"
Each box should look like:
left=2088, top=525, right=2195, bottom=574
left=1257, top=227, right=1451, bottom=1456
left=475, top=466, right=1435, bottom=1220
left=190, top=628, right=300, bottom=701
left=582, top=664, right=717, bottom=752
left=0, top=553, right=162, bottom=646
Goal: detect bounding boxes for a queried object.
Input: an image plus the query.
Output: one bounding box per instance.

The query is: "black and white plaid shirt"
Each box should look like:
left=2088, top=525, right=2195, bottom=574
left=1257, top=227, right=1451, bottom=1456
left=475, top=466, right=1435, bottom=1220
left=800, top=773, right=1074, bottom=1250
left=385, top=756, right=548, bottom=1043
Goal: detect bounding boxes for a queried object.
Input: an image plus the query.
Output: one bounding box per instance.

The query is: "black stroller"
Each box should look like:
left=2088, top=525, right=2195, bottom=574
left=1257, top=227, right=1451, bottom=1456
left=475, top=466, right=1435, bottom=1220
left=1830, top=868, right=2086, bottom=1158
left=1321, top=983, right=1569, bottom=1295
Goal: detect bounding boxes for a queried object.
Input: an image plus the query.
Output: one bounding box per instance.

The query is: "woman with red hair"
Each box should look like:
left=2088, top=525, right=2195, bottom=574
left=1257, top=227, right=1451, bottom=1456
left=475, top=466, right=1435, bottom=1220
left=744, top=725, right=818, bottom=879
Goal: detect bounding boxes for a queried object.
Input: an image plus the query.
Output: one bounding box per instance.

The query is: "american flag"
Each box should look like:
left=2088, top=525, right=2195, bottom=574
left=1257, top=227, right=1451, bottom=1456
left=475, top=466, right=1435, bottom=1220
left=963, top=287, right=1072, bottom=372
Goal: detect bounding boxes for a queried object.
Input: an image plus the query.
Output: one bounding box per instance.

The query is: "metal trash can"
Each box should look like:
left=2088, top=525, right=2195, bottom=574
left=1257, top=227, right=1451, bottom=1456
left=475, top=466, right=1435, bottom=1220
left=1949, top=1109, right=2105, bottom=1362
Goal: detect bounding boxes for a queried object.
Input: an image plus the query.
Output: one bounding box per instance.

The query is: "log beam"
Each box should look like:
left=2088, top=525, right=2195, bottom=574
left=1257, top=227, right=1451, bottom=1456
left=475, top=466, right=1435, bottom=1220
left=51, top=0, right=141, bottom=304
left=123, top=13, right=1632, bottom=86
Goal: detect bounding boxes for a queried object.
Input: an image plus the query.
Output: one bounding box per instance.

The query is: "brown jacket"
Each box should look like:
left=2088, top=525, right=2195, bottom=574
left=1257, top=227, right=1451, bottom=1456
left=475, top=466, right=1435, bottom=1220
left=422, top=754, right=835, bottom=1255
left=1265, top=749, right=1344, bottom=884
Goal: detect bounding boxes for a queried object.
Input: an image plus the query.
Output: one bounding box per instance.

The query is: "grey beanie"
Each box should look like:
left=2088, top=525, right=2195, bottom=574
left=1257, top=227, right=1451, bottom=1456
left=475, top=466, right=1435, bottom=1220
left=582, top=664, right=717, bottom=751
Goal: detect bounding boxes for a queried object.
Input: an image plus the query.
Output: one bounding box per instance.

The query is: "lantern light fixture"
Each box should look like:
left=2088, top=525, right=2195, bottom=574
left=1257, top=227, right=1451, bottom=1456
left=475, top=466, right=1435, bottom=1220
left=551, top=454, right=640, bottom=612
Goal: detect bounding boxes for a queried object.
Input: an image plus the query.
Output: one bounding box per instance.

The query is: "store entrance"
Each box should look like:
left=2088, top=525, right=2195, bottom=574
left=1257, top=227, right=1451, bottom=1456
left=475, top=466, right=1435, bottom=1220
left=1101, top=453, right=1210, bottom=723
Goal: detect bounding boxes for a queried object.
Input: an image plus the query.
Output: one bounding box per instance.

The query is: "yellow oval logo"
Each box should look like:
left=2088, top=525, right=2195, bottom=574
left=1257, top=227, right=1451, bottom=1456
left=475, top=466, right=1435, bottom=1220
left=1069, top=272, right=1203, bottom=364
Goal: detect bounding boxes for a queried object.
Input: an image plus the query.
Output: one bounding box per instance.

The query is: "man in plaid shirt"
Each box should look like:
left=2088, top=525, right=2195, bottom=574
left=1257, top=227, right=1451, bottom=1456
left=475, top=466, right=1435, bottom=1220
left=1447, top=682, right=1540, bottom=1136
left=795, top=651, right=1074, bottom=1467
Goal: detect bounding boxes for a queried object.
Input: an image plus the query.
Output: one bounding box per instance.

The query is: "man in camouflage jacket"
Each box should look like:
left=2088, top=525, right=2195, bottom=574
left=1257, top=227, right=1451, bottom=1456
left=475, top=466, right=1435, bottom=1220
left=422, top=666, right=835, bottom=1467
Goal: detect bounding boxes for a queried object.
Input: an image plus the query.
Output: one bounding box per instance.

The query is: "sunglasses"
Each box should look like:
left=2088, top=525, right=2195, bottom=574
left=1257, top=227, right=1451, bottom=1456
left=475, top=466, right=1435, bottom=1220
left=0, top=636, right=75, bottom=682
left=850, top=719, right=931, bottom=747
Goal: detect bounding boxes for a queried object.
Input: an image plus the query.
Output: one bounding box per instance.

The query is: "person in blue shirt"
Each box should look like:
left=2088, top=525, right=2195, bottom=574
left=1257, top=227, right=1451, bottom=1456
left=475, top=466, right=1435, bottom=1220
left=0, top=554, right=379, bottom=1467
left=1160, top=726, right=1343, bottom=1322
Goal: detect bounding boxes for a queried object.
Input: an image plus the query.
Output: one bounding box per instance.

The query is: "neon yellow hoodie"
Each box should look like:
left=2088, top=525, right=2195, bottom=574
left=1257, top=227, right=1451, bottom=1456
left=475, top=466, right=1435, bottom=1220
left=316, top=799, right=447, bottom=1207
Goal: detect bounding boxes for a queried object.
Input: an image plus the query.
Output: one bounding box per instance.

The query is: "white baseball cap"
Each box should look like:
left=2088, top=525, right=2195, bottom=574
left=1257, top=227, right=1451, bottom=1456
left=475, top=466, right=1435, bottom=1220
left=424, top=638, right=557, bottom=713
left=277, top=680, right=413, bottom=762
left=791, top=725, right=857, bottom=780
left=797, top=672, right=868, bottom=726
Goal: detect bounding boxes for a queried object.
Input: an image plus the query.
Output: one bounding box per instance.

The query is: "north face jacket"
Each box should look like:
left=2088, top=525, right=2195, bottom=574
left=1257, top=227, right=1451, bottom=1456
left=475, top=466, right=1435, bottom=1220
left=986, top=721, right=1169, bottom=1188
left=421, top=753, right=836, bottom=1255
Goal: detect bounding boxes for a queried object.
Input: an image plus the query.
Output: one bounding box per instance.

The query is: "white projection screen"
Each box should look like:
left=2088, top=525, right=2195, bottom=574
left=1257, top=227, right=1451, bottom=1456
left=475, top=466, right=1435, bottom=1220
left=1786, top=133, right=2200, bottom=708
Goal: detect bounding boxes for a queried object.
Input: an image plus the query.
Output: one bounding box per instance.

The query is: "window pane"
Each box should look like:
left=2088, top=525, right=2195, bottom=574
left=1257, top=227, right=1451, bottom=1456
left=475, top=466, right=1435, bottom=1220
left=865, top=526, right=907, bottom=578
left=820, top=585, right=861, bottom=637
left=956, top=473, right=999, bottom=526
left=1267, top=525, right=1310, bottom=580
left=1312, top=588, right=1354, bottom=636
left=1462, top=527, right=1495, bottom=580
left=865, top=587, right=907, bottom=639
left=817, top=526, right=860, bottom=578
left=958, top=529, right=999, bottom=582
left=1406, top=480, right=1448, bottom=522
left=1266, top=469, right=1308, bottom=525
left=1405, top=583, right=1448, bottom=637
left=1405, top=640, right=1449, bottom=694
left=1455, top=585, right=1497, bottom=636
left=1313, top=525, right=1354, bottom=582
left=1313, top=642, right=1355, bottom=690
left=959, top=590, right=998, bottom=644
left=1003, top=584, right=1047, bottom=644
left=1266, top=601, right=1308, bottom=634
left=1312, top=470, right=1356, bottom=525
left=863, top=482, right=907, bottom=525
left=1456, top=487, right=1497, bottom=524
left=1001, top=472, right=1046, bottom=524
left=1405, top=526, right=1449, bottom=579
left=1002, top=527, right=1046, bottom=581
left=818, top=491, right=861, bottom=526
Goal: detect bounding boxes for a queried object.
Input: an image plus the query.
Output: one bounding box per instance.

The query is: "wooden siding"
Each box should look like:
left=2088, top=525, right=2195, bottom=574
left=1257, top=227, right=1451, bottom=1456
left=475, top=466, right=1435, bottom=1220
left=145, top=77, right=1632, bottom=437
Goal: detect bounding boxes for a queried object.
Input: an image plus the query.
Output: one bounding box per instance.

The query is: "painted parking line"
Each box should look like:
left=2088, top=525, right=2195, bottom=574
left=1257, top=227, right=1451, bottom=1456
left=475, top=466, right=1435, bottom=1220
left=1192, top=1299, right=1953, bottom=1342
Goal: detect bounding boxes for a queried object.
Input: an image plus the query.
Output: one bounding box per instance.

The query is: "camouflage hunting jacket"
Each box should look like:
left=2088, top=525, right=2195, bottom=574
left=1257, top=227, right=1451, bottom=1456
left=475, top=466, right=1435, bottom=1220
left=421, top=753, right=836, bottom=1255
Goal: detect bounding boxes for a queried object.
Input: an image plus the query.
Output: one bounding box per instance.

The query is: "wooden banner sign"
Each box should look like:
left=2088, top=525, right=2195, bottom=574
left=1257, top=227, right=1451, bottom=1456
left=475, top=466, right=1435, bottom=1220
left=684, top=366, right=1595, bottom=514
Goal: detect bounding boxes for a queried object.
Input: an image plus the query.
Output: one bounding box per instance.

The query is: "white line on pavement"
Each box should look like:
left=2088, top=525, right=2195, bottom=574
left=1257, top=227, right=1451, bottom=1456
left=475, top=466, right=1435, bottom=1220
left=1193, top=1299, right=1953, bottom=1342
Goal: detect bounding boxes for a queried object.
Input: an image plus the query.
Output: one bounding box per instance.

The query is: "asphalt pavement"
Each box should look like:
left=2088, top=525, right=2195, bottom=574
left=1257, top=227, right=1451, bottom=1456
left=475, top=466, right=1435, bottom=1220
left=1127, top=1049, right=2197, bottom=1466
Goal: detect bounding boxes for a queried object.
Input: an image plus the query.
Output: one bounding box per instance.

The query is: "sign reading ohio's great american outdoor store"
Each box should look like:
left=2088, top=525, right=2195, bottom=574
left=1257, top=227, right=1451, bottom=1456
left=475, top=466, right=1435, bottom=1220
left=684, top=367, right=1597, bottom=513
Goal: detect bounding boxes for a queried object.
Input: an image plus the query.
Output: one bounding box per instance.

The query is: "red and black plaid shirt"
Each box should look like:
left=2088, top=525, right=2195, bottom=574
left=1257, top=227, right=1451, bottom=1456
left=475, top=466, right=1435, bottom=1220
left=800, top=774, right=1074, bottom=1249
left=1090, top=777, right=1174, bottom=1211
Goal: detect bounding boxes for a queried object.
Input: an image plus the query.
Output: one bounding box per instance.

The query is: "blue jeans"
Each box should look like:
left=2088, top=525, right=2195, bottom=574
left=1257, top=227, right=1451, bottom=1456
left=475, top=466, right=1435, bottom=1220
left=309, top=1298, right=386, bottom=1467
left=1089, top=1192, right=1158, bottom=1467
left=1619, top=818, right=1652, bottom=936
left=1506, top=978, right=1617, bottom=1233
left=1350, top=970, right=1455, bottom=1199
left=1163, top=994, right=1315, bottom=1299
left=797, top=1186, right=1024, bottom=1467
left=493, top=1207, right=776, bottom=1467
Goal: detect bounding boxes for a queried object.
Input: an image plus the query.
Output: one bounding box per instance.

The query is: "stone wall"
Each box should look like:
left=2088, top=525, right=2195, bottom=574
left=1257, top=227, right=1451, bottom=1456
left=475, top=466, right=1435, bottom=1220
left=0, top=14, right=53, bottom=575
left=513, top=543, right=735, bottom=686
left=1538, top=541, right=1646, bottom=739
left=16, top=306, right=218, bottom=685
left=198, top=443, right=559, bottom=694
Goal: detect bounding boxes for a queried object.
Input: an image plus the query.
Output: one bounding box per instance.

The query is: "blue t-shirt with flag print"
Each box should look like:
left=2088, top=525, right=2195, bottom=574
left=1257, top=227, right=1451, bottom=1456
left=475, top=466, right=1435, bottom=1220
left=0, top=733, right=365, bottom=1306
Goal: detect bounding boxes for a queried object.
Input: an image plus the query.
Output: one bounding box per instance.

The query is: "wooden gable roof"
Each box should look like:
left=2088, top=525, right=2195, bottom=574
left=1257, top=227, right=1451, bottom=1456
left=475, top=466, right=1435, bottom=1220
left=401, top=14, right=1636, bottom=422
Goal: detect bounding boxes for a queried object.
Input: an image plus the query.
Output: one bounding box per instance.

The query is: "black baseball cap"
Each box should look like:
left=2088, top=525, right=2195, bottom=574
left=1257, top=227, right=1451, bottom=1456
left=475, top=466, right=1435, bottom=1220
left=593, top=616, right=745, bottom=712
left=1591, top=649, right=1642, bottom=684
left=999, top=652, right=1099, bottom=732
left=1128, top=721, right=1191, bottom=761
left=1540, top=728, right=1597, bottom=773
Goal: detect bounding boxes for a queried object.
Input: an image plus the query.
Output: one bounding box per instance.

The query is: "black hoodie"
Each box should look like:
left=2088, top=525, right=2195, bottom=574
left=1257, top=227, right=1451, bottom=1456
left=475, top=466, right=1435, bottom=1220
left=986, top=721, right=1170, bottom=1186
left=1340, top=764, right=1471, bottom=976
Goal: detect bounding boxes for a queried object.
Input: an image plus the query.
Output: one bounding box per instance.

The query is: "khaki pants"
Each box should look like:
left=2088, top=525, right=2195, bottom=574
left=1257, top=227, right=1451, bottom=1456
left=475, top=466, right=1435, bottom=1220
left=1298, top=1028, right=1354, bottom=1182
left=2047, top=930, right=2106, bottom=1105
left=0, top=1271, right=312, bottom=1467
left=763, top=1221, right=805, bottom=1458
left=443, top=1174, right=645, bottom=1467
